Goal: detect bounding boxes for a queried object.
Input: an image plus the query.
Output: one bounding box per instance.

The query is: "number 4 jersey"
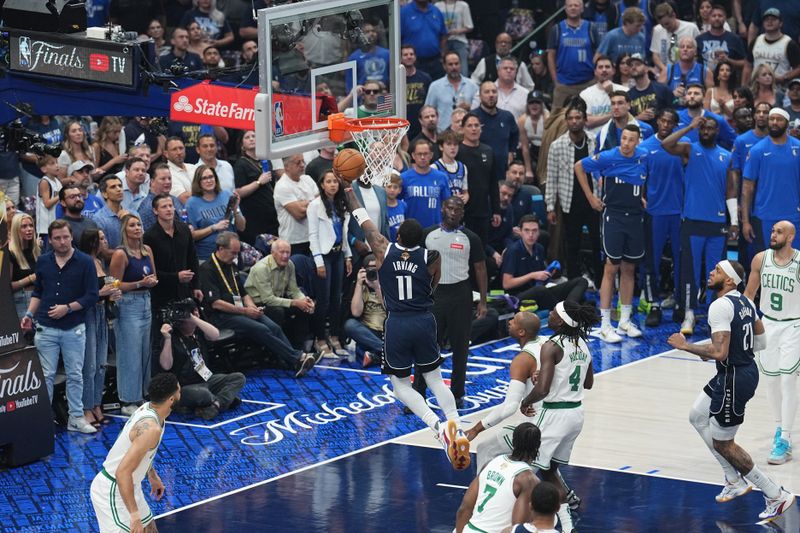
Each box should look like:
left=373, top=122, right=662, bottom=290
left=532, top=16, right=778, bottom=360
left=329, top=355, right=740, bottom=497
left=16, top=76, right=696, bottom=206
left=379, top=243, right=435, bottom=313
left=544, top=335, right=592, bottom=404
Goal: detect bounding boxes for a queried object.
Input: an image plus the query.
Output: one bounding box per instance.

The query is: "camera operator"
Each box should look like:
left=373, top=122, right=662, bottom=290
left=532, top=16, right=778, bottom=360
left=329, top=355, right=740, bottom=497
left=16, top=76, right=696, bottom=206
left=343, top=254, right=386, bottom=367
left=158, top=301, right=245, bottom=420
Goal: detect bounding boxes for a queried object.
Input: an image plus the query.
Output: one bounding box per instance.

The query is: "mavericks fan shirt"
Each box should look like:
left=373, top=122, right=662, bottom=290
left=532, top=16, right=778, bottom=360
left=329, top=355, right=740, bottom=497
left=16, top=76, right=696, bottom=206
left=400, top=166, right=452, bottom=228
left=580, top=146, right=649, bottom=214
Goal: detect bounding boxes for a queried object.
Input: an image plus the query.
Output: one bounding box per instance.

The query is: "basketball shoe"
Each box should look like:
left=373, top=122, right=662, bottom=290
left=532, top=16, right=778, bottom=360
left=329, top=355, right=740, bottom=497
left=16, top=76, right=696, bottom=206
left=759, top=488, right=795, bottom=520
left=715, top=475, right=752, bottom=503
left=768, top=438, right=792, bottom=465
left=437, top=420, right=471, bottom=470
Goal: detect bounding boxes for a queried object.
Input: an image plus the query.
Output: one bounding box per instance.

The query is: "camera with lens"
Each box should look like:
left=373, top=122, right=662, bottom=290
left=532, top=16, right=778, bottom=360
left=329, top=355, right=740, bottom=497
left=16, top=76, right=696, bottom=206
left=0, top=120, right=62, bottom=157
left=366, top=268, right=378, bottom=282
left=159, top=298, right=197, bottom=325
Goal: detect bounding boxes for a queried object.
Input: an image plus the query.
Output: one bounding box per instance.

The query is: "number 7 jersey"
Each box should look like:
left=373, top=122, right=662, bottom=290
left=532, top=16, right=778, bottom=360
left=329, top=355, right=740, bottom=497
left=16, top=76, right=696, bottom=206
left=379, top=243, right=434, bottom=313
left=544, top=335, right=592, bottom=403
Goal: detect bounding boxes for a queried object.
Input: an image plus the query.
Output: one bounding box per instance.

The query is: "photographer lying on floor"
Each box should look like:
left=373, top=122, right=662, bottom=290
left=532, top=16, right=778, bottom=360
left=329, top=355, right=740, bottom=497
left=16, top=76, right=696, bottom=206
left=158, top=299, right=245, bottom=420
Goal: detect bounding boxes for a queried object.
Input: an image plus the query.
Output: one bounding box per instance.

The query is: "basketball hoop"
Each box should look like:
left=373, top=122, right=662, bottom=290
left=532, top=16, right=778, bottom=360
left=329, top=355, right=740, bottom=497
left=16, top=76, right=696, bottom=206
left=328, top=113, right=410, bottom=186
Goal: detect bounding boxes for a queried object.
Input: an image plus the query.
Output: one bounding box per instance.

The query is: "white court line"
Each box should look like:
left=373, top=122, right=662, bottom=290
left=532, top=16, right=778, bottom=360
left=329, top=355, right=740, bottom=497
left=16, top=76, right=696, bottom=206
left=315, top=365, right=381, bottom=375
left=437, top=483, right=469, bottom=490
left=155, top=338, right=707, bottom=521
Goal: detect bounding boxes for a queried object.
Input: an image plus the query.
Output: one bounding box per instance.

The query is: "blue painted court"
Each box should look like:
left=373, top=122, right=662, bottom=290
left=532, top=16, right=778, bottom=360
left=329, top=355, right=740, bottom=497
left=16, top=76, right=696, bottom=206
left=1, top=312, right=797, bottom=532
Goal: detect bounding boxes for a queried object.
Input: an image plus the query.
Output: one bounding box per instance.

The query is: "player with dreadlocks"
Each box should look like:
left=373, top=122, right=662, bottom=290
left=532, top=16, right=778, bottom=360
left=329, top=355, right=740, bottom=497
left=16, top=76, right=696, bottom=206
left=519, top=300, right=599, bottom=533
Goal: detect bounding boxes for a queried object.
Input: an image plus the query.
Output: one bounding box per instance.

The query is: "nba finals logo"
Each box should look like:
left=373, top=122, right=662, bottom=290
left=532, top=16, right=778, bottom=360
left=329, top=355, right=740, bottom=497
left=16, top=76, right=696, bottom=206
left=18, top=37, right=31, bottom=68
left=400, top=251, right=410, bottom=261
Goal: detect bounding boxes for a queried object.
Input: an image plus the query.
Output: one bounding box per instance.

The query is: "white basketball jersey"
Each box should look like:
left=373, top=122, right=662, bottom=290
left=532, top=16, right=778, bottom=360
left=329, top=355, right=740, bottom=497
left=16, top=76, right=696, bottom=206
left=752, top=34, right=793, bottom=81
left=759, top=249, right=800, bottom=320
left=544, top=335, right=591, bottom=403
left=468, top=455, right=533, bottom=532
left=521, top=337, right=545, bottom=396
left=102, top=403, right=165, bottom=484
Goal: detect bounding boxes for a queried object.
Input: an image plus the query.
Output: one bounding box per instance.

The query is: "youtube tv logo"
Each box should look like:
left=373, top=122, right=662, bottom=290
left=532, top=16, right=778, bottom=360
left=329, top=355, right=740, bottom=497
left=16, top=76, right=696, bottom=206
left=89, top=53, right=109, bottom=72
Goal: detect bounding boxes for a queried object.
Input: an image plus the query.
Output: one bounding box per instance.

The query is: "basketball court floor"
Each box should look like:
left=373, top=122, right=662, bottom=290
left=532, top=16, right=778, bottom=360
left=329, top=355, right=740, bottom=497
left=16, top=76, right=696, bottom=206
left=1, top=310, right=799, bottom=532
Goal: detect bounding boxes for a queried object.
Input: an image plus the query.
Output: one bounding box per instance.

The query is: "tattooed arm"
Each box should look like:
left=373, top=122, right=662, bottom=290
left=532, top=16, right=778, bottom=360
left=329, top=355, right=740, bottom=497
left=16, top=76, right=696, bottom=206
left=342, top=183, right=389, bottom=268
left=668, top=330, right=730, bottom=361
left=116, top=419, right=161, bottom=532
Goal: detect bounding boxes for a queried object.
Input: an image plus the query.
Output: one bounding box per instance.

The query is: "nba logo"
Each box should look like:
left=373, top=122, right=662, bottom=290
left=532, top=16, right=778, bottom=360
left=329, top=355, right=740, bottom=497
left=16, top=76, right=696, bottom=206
left=18, top=36, right=31, bottom=68
left=274, top=102, right=284, bottom=137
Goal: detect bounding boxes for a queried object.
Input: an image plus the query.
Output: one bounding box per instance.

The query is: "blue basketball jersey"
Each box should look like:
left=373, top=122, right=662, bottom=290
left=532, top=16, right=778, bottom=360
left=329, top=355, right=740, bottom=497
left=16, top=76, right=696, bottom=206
left=730, top=129, right=765, bottom=172
left=743, top=136, right=800, bottom=220
left=580, top=146, right=648, bottom=213
left=682, top=142, right=731, bottom=223
left=721, top=293, right=757, bottom=369
left=640, top=134, right=686, bottom=216
left=379, top=243, right=434, bottom=313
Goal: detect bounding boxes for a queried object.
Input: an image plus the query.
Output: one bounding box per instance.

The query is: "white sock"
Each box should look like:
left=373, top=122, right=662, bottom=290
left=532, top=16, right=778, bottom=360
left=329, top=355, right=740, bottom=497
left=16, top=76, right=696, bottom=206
left=689, top=398, right=739, bottom=483
left=765, top=374, right=783, bottom=427
left=685, top=309, right=695, bottom=320
left=780, top=373, right=797, bottom=441
left=423, top=367, right=460, bottom=422
left=744, top=465, right=781, bottom=499
left=600, top=308, right=611, bottom=329
left=390, top=375, right=440, bottom=432
left=620, top=304, right=632, bottom=323
left=557, top=503, right=573, bottom=531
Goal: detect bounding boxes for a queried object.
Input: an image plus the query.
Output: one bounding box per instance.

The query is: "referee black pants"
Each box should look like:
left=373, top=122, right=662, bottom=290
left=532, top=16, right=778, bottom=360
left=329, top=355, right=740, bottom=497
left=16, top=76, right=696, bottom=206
left=412, top=280, right=472, bottom=400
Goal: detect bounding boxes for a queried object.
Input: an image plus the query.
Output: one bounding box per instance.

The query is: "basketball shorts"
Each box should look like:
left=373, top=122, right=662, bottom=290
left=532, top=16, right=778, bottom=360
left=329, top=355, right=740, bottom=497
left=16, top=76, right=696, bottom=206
left=757, top=317, right=800, bottom=376
left=602, top=211, right=644, bottom=264
left=382, top=311, right=441, bottom=378
left=704, top=363, right=759, bottom=428
left=90, top=469, right=154, bottom=533
left=531, top=403, right=584, bottom=470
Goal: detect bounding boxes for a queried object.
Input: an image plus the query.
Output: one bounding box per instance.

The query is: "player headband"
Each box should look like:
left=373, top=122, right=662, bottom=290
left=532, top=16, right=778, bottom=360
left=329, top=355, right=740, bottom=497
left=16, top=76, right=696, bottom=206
left=555, top=301, right=577, bottom=328
left=769, top=108, right=790, bottom=121
left=718, top=260, right=742, bottom=286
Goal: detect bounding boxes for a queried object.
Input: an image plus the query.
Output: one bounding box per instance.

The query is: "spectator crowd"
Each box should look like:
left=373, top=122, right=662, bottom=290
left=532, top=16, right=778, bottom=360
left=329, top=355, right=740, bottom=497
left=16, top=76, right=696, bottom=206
left=4, top=0, right=800, bottom=441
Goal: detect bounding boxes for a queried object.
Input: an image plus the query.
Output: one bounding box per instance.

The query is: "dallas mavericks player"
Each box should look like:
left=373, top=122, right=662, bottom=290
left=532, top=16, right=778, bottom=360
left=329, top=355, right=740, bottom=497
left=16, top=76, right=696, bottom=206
left=340, top=174, right=471, bottom=470
left=668, top=260, right=795, bottom=521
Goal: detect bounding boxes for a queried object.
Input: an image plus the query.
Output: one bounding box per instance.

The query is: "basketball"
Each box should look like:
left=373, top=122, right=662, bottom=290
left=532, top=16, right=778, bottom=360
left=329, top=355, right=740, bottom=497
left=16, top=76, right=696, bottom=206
left=333, top=148, right=366, bottom=183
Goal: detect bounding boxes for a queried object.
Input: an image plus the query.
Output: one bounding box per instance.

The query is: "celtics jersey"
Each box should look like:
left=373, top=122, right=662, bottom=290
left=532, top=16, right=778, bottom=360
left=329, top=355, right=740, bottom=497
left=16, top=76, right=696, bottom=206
left=467, top=455, right=533, bottom=533
left=544, top=335, right=591, bottom=403
left=102, top=403, right=164, bottom=484
left=759, top=249, right=800, bottom=320
left=521, top=337, right=545, bottom=396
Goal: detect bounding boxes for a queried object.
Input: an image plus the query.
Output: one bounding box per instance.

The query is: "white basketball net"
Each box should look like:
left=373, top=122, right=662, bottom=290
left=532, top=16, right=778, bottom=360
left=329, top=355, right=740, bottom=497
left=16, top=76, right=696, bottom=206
left=347, top=119, right=410, bottom=186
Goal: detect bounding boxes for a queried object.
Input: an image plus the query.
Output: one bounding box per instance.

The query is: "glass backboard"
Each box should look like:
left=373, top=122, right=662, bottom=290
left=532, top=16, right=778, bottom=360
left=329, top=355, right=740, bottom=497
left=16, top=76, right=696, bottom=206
left=255, top=0, right=403, bottom=159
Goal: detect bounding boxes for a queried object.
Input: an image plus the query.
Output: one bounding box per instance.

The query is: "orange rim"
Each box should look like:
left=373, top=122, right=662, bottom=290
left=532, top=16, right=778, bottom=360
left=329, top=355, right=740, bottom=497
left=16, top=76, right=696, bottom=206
left=328, top=113, right=409, bottom=142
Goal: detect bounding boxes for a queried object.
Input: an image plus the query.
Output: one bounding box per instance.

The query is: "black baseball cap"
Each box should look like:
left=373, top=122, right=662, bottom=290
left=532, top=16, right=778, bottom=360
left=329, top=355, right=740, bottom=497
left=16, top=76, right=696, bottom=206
left=527, top=90, right=545, bottom=103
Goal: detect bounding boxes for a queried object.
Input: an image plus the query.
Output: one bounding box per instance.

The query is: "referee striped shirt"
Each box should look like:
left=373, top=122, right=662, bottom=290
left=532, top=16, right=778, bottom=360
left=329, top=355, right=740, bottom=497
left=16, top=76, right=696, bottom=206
left=424, top=225, right=485, bottom=285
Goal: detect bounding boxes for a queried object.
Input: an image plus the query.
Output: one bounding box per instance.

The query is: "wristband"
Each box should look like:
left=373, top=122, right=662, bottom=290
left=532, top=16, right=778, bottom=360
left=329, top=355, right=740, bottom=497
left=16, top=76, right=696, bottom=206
left=24, top=311, right=33, bottom=319
left=726, top=198, right=738, bottom=226
left=351, top=208, right=370, bottom=227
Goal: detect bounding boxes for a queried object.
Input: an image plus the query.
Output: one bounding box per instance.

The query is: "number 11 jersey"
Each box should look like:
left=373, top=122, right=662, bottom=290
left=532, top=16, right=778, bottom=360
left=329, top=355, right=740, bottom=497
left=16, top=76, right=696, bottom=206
left=379, top=243, right=434, bottom=313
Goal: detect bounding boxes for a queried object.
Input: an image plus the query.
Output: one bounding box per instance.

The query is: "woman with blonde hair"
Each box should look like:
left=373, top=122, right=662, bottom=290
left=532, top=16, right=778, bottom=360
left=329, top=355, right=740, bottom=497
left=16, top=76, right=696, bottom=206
left=91, top=117, right=128, bottom=176
left=58, top=119, right=96, bottom=179
left=9, top=213, right=41, bottom=320
left=109, top=213, right=158, bottom=415
left=751, top=63, right=784, bottom=108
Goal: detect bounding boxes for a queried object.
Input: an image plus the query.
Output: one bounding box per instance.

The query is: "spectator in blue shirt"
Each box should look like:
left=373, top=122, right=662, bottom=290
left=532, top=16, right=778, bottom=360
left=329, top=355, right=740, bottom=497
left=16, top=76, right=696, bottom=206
left=401, top=0, right=448, bottom=79
left=472, top=81, right=520, bottom=184
left=159, top=27, right=203, bottom=73
left=20, top=219, right=99, bottom=434
left=347, top=22, right=391, bottom=90
left=424, top=52, right=479, bottom=134
left=596, top=6, right=647, bottom=64
left=501, top=215, right=588, bottom=309
left=676, top=84, right=737, bottom=149
left=90, top=175, right=126, bottom=250
left=400, top=138, right=451, bottom=228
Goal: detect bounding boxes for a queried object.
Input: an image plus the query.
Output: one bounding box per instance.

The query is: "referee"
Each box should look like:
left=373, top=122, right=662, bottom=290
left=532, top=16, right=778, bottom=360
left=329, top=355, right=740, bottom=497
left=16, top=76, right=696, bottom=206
left=413, top=196, right=488, bottom=407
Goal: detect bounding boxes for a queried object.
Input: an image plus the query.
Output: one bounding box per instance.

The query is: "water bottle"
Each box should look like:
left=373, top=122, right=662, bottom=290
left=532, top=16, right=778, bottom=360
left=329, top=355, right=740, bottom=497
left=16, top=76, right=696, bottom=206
left=260, top=160, right=270, bottom=173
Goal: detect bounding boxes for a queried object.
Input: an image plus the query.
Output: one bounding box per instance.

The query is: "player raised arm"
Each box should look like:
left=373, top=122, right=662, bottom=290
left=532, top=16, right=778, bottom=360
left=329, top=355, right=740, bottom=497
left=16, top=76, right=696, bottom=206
left=115, top=419, right=162, bottom=533
left=744, top=251, right=765, bottom=301
left=341, top=181, right=389, bottom=267
left=661, top=115, right=703, bottom=164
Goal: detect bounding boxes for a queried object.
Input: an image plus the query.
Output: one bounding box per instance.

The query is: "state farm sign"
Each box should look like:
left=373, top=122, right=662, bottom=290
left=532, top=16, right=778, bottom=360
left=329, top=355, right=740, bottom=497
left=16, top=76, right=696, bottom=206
left=170, top=82, right=258, bottom=130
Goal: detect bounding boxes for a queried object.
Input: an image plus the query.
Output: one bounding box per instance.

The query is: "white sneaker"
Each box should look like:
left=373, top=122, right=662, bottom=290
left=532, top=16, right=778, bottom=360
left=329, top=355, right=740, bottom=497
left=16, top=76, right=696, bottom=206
left=617, top=321, right=643, bottom=338
left=438, top=419, right=471, bottom=471
left=661, top=295, right=676, bottom=309
left=681, top=315, right=695, bottom=336
left=582, top=274, right=596, bottom=291
left=598, top=326, right=622, bottom=343
left=759, top=488, right=795, bottom=520
left=715, top=475, right=752, bottom=503
left=120, top=404, right=139, bottom=416
left=557, top=504, right=575, bottom=533
left=67, top=415, right=97, bottom=434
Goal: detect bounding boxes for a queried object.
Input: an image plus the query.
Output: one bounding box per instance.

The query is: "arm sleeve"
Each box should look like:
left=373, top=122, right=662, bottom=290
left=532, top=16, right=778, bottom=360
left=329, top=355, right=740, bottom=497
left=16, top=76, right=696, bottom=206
left=481, top=379, right=527, bottom=429
left=77, top=256, right=99, bottom=310
left=467, top=229, right=486, bottom=263
left=743, top=147, right=759, bottom=181
left=579, top=151, right=607, bottom=174
left=707, top=297, right=734, bottom=333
